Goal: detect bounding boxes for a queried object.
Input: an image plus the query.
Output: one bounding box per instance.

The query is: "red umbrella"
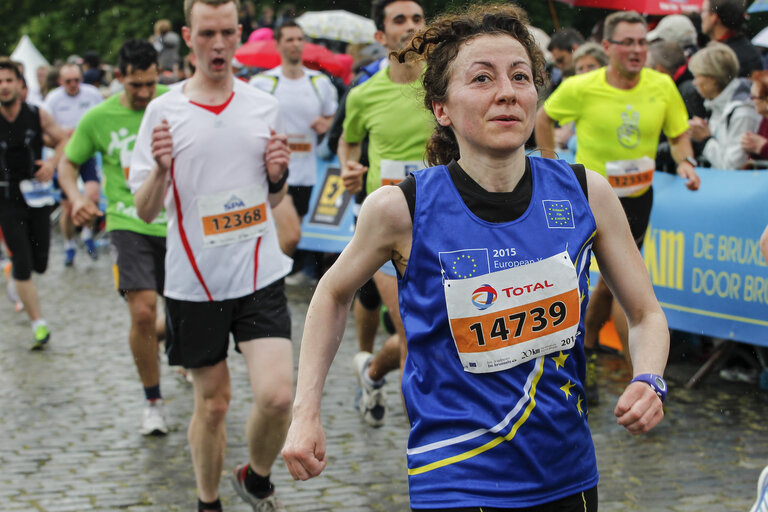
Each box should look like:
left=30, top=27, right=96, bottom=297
left=234, top=40, right=352, bottom=84
left=554, top=0, right=703, bottom=15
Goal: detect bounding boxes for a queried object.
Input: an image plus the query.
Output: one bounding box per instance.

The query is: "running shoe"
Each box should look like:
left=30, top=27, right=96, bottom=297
left=751, top=464, right=768, bottom=512
left=64, top=247, right=76, bottom=267
left=231, top=463, right=286, bottom=512
left=31, top=324, right=50, bottom=351
left=140, top=400, right=168, bottom=436
left=83, top=238, right=98, bottom=261
left=353, top=351, right=386, bottom=428
left=584, top=350, right=599, bottom=407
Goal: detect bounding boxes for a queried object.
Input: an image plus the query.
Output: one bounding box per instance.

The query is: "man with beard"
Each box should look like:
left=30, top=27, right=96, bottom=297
left=0, top=57, right=68, bottom=349
left=338, top=0, right=433, bottom=428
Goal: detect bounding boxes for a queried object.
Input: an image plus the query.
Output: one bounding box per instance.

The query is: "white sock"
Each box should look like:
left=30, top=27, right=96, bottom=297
left=81, top=226, right=93, bottom=240
left=31, top=318, right=47, bottom=330
left=65, top=239, right=76, bottom=250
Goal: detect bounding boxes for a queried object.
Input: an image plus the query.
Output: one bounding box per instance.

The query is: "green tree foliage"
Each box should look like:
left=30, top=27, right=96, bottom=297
left=2, top=0, right=764, bottom=65
left=1, top=0, right=183, bottom=63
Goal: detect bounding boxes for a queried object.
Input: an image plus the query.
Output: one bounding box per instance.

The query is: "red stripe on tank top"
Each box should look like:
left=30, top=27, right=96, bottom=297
left=170, top=159, right=214, bottom=301
left=188, top=92, right=235, bottom=115
left=253, top=237, right=262, bottom=291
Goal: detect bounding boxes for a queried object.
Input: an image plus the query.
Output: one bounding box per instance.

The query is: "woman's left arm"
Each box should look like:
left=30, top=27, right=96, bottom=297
left=587, top=171, right=668, bottom=434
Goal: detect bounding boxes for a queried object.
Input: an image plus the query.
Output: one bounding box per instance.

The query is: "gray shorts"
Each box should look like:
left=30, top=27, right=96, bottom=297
left=109, top=230, right=166, bottom=295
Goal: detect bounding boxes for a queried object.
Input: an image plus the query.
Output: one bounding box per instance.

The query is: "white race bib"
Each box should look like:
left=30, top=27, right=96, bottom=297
left=19, top=179, right=55, bottom=208
left=444, top=251, right=580, bottom=373
left=197, top=184, right=267, bottom=247
left=380, top=159, right=422, bottom=186
left=605, top=156, right=655, bottom=197
left=287, top=134, right=312, bottom=156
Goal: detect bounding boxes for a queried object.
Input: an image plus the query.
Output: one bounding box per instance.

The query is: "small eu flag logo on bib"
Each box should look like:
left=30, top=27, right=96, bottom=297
left=543, top=200, right=575, bottom=229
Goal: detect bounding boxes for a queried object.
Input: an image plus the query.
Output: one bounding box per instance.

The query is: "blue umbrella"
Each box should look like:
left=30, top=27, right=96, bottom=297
left=747, top=0, right=768, bottom=13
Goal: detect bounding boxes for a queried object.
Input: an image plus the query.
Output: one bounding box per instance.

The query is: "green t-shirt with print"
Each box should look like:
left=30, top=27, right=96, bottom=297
left=343, top=67, right=434, bottom=195
left=65, top=86, right=169, bottom=236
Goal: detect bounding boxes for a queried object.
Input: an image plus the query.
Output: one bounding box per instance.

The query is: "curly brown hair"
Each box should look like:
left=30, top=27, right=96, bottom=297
left=396, top=3, right=546, bottom=166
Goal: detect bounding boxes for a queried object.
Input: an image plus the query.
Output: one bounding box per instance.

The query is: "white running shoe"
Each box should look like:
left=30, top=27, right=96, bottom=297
left=750, top=464, right=768, bottom=512
left=140, top=400, right=168, bottom=436
left=353, top=351, right=386, bottom=428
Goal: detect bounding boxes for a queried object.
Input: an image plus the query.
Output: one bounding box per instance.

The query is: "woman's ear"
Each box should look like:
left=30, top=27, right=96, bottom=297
left=433, top=101, right=452, bottom=127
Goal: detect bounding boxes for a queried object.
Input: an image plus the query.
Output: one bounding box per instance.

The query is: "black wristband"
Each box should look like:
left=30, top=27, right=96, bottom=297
left=268, top=168, right=289, bottom=193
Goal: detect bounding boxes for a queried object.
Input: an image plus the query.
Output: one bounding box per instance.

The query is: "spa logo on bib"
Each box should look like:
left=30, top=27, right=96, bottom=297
left=224, top=195, right=246, bottom=211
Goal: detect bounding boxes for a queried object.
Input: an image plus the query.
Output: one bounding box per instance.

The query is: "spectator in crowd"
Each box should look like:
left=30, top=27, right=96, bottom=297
left=700, top=0, right=763, bottom=77
left=741, top=70, right=768, bottom=163
left=239, top=0, right=256, bottom=42
left=257, top=4, right=275, bottom=29
left=689, top=43, right=762, bottom=169
left=548, top=28, right=585, bottom=78
left=552, top=43, right=609, bottom=151
left=572, top=42, right=608, bottom=75
left=151, top=19, right=181, bottom=79
left=82, top=50, right=105, bottom=87
left=648, top=14, right=699, bottom=57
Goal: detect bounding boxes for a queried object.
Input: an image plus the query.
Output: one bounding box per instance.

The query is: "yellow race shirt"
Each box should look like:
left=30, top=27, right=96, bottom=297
left=543, top=67, right=689, bottom=178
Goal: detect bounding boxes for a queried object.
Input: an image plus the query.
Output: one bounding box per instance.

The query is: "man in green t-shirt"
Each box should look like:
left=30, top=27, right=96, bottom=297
left=535, top=11, right=700, bottom=406
left=58, top=39, right=171, bottom=436
left=338, top=0, right=433, bottom=428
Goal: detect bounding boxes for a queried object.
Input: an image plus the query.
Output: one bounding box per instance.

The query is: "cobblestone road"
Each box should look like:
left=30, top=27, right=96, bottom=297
left=1, top=234, right=767, bottom=511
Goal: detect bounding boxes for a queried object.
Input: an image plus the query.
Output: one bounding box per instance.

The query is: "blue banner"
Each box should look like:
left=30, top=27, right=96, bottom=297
left=297, top=156, right=355, bottom=254
left=643, top=170, right=768, bottom=346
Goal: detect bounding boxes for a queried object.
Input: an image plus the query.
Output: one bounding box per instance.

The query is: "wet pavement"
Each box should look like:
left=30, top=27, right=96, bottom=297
left=1, top=233, right=767, bottom=511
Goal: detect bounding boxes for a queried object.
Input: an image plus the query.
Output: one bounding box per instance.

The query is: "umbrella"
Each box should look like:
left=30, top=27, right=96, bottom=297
left=747, top=0, right=768, bottom=13
left=234, top=39, right=353, bottom=84
left=296, top=10, right=377, bottom=44
left=554, top=0, right=703, bottom=15
left=753, top=26, right=768, bottom=48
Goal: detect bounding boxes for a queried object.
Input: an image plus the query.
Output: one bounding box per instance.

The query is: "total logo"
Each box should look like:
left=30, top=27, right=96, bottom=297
left=471, top=284, right=497, bottom=311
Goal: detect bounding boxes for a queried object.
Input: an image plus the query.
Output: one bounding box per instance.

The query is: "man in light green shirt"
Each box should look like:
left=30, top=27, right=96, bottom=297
left=58, top=39, right=171, bottom=437
left=338, top=0, right=433, bottom=428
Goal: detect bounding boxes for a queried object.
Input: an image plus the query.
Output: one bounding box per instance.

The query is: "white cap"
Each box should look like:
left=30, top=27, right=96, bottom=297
left=647, top=15, right=697, bottom=48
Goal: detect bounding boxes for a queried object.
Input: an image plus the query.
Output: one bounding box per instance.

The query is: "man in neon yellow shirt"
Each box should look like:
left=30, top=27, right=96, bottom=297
left=339, top=0, right=433, bottom=428
left=58, top=39, right=170, bottom=436
left=536, top=11, right=700, bottom=405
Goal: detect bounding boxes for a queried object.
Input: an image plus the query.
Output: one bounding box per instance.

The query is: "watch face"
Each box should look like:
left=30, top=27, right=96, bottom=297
left=654, top=376, right=666, bottom=391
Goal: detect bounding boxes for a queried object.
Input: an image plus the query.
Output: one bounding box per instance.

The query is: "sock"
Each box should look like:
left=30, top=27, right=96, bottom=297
left=65, top=239, right=76, bottom=250
left=31, top=318, right=47, bottom=330
left=81, top=226, right=93, bottom=240
left=144, top=384, right=162, bottom=401
left=197, top=497, right=221, bottom=511
left=363, top=359, right=385, bottom=388
left=244, top=466, right=273, bottom=498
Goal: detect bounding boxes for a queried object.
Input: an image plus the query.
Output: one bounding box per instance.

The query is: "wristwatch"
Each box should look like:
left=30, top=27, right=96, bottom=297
left=683, top=156, right=697, bottom=167
left=630, top=373, right=667, bottom=403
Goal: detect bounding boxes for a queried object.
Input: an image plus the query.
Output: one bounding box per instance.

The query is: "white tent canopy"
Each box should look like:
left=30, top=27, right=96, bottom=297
left=10, top=35, right=50, bottom=92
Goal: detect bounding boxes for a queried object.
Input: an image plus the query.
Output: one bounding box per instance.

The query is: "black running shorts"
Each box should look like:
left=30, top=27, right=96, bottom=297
left=288, top=185, right=313, bottom=218
left=619, top=186, right=653, bottom=249
left=413, top=486, right=597, bottom=512
left=164, top=278, right=291, bottom=369
left=109, top=229, right=166, bottom=295
left=0, top=189, right=50, bottom=280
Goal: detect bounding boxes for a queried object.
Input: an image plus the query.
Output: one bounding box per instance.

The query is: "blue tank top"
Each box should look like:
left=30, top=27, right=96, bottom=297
left=400, top=157, right=598, bottom=509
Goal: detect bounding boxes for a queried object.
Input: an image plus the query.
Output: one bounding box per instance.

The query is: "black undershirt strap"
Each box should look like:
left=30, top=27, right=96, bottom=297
left=397, top=158, right=588, bottom=224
